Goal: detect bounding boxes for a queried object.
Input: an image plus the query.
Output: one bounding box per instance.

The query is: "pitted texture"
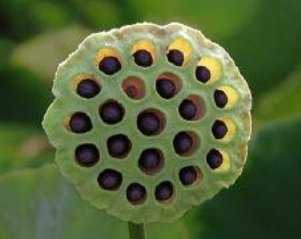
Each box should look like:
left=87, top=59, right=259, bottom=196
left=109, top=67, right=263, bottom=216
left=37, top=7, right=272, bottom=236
left=43, top=23, right=252, bottom=223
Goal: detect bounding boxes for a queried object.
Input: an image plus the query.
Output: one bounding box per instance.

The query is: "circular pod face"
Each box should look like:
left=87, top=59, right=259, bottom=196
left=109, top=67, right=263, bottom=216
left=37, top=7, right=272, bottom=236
left=43, top=23, right=252, bottom=224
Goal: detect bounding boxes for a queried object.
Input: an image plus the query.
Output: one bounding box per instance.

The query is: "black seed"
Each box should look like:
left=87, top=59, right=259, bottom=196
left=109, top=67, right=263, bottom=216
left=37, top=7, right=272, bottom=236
left=97, top=169, right=122, bottom=191
left=167, top=49, right=184, bottom=66
left=98, top=56, right=121, bottom=75
left=139, top=148, right=163, bottom=175
left=214, top=89, right=228, bottom=108
left=173, top=132, right=193, bottom=155
left=179, top=166, right=198, bottom=186
left=107, top=134, right=131, bottom=158
left=156, top=78, right=176, bottom=99
left=133, top=50, right=153, bottom=67
left=76, top=79, right=100, bottom=98
left=69, top=112, right=92, bottom=133
left=179, top=99, right=197, bottom=120
left=155, top=181, right=174, bottom=202
left=99, top=101, right=124, bottom=124
left=127, top=183, right=147, bottom=205
left=207, top=149, right=223, bottom=169
left=212, top=120, right=228, bottom=139
left=75, top=144, right=99, bottom=167
left=195, top=66, right=211, bottom=83
left=137, top=112, right=160, bottom=135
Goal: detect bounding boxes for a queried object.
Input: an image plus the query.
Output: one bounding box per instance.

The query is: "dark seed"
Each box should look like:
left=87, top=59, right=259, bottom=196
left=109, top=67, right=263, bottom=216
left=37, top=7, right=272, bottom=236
left=179, top=99, right=197, bottom=120
left=75, top=144, right=99, bottom=167
left=133, top=50, right=153, bottom=67
left=195, top=66, right=211, bottom=83
left=137, top=112, right=160, bottom=135
left=139, top=148, right=163, bottom=175
left=156, top=78, right=176, bottom=99
left=69, top=112, right=92, bottom=133
left=76, top=79, right=100, bottom=98
left=207, top=149, right=223, bottom=169
left=214, top=89, right=228, bottom=108
left=212, top=120, right=228, bottom=139
left=155, top=181, right=174, bottom=202
left=179, top=166, right=198, bottom=186
left=167, top=49, right=184, bottom=66
left=98, top=56, right=121, bottom=75
left=127, top=183, right=147, bottom=205
left=173, top=132, right=193, bottom=155
left=107, top=134, right=131, bottom=158
left=99, top=101, right=124, bottom=124
left=97, top=169, right=122, bottom=190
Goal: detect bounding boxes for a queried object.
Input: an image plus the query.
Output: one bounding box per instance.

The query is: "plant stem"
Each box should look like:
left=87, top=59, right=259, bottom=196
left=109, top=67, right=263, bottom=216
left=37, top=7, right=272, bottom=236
left=128, top=222, right=146, bottom=239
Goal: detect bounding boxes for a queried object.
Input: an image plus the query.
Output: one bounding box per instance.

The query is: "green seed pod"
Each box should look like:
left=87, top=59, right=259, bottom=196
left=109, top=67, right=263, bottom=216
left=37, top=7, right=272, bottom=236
left=43, top=23, right=252, bottom=224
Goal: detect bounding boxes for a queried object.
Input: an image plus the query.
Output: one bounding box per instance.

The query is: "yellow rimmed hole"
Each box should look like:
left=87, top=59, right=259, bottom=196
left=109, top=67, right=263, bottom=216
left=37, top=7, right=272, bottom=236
left=95, top=48, right=122, bottom=75
left=95, top=48, right=120, bottom=65
left=217, top=117, right=236, bottom=142
left=196, top=57, right=222, bottom=84
left=167, top=38, right=192, bottom=66
left=216, top=86, right=239, bottom=109
left=132, top=40, right=156, bottom=59
left=215, top=150, right=230, bottom=173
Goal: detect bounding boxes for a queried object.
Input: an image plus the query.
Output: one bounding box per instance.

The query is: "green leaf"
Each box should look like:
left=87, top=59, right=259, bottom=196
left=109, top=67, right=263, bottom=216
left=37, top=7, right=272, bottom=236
left=254, top=64, right=301, bottom=127
left=198, top=118, right=301, bottom=239
left=11, top=25, right=91, bottom=81
left=0, top=124, right=53, bottom=175
left=0, top=164, right=199, bottom=239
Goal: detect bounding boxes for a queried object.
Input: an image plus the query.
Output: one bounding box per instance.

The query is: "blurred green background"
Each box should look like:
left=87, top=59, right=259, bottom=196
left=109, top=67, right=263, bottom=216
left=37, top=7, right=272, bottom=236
left=0, top=0, right=301, bottom=238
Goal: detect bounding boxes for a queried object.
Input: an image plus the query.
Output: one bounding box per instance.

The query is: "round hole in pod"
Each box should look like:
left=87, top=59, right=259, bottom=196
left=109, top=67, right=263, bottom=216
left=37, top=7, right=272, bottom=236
left=99, top=100, right=125, bottom=125
left=122, top=76, right=145, bottom=100
left=75, top=143, right=100, bottom=167
left=97, top=169, right=123, bottom=191
left=126, top=183, right=147, bottom=205
left=137, top=108, right=166, bottom=136
left=138, top=148, right=164, bottom=175
left=178, top=95, right=206, bottom=121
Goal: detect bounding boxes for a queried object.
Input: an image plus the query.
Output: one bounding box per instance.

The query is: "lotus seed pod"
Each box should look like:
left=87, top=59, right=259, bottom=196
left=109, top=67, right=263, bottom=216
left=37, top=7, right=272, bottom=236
left=42, top=23, right=252, bottom=224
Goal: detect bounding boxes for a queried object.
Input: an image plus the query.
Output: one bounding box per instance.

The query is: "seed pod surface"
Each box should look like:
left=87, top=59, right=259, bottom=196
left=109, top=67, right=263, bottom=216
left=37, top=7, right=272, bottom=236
left=43, top=23, right=252, bottom=223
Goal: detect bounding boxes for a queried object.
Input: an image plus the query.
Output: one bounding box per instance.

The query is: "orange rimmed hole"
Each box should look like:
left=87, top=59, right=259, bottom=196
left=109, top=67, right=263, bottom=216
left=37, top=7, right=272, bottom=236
left=173, top=131, right=200, bottom=157
left=179, top=95, right=206, bottom=121
left=122, top=76, right=145, bottom=100
left=179, top=165, right=203, bottom=186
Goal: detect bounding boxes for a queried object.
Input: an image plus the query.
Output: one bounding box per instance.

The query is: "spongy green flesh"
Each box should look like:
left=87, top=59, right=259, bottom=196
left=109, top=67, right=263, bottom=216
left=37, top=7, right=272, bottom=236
left=43, top=23, right=252, bottom=223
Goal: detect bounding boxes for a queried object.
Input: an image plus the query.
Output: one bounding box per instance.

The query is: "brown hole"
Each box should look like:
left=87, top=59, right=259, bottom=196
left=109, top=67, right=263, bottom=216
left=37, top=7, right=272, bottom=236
left=156, top=73, right=182, bottom=98
left=179, top=165, right=203, bottom=186
left=137, top=108, right=166, bottom=136
left=173, top=131, right=200, bottom=157
left=122, top=76, right=145, bottom=100
left=183, top=95, right=206, bottom=121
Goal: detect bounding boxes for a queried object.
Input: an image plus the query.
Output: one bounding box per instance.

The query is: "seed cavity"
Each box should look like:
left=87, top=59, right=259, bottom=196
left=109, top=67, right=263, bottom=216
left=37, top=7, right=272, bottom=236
left=76, top=79, right=101, bottom=98
left=127, top=183, right=147, bottom=205
left=214, top=89, right=228, bottom=108
left=212, top=120, right=228, bottom=139
left=133, top=50, right=153, bottom=67
left=173, top=131, right=199, bottom=156
left=98, top=169, right=123, bottom=191
left=137, top=109, right=165, bottom=136
left=99, top=100, right=125, bottom=124
left=155, top=181, right=174, bottom=202
left=207, top=149, right=223, bottom=169
left=179, top=166, right=201, bottom=186
left=75, top=144, right=99, bottom=167
left=178, top=95, right=205, bottom=121
left=107, top=134, right=131, bottom=158
left=69, top=112, right=92, bottom=133
left=139, top=148, right=164, bottom=175
left=122, top=76, right=145, bottom=100
left=167, top=38, right=192, bottom=66
left=195, top=57, right=222, bottom=84
left=96, top=48, right=122, bottom=75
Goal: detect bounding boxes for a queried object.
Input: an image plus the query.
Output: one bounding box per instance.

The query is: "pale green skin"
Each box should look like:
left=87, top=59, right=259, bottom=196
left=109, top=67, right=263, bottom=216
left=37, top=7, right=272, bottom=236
left=43, top=23, right=252, bottom=224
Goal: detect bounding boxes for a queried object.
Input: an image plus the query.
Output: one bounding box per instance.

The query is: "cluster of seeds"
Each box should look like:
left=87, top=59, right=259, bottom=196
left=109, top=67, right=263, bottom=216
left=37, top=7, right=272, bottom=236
left=43, top=23, right=251, bottom=223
